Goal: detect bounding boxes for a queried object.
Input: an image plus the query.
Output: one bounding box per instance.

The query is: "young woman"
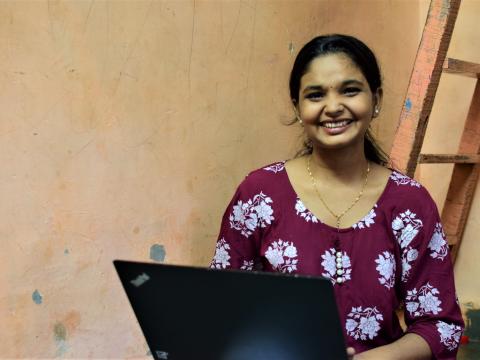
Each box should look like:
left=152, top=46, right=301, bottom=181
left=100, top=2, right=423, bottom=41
left=211, top=34, right=464, bottom=359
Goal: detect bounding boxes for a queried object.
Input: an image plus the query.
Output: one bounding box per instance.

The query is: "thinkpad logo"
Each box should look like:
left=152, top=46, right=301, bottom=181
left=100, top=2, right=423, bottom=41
left=155, top=350, right=169, bottom=359
left=130, top=272, right=150, bottom=287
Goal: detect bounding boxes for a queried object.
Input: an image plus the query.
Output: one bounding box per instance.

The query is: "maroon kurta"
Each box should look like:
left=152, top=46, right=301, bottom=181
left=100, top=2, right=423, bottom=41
left=211, top=162, right=464, bottom=359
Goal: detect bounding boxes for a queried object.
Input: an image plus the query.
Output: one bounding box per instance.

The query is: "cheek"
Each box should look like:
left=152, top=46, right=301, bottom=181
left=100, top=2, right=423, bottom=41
left=352, top=102, right=373, bottom=116
left=348, top=96, right=374, bottom=116
left=299, top=103, right=322, bottom=121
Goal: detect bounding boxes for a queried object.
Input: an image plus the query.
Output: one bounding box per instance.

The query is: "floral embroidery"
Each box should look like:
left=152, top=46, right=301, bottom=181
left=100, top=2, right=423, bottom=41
left=240, top=260, right=254, bottom=271
left=229, top=192, right=274, bottom=237
left=392, top=210, right=423, bottom=248
left=346, top=306, right=383, bottom=340
left=375, top=251, right=396, bottom=289
left=428, top=223, right=448, bottom=261
left=436, top=321, right=462, bottom=351
left=295, top=199, right=319, bottom=223
left=210, top=238, right=231, bottom=269
left=392, top=210, right=423, bottom=282
left=263, top=162, right=285, bottom=173
left=390, top=171, right=421, bottom=187
left=265, top=239, right=298, bottom=273
left=321, top=248, right=352, bottom=285
left=405, top=283, right=442, bottom=317
left=352, top=206, right=377, bottom=229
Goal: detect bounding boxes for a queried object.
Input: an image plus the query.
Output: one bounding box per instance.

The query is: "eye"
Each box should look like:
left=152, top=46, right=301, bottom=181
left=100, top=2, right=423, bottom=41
left=305, top=92, right=325, bottom=101
left=343, top=87, right=361, bottom=96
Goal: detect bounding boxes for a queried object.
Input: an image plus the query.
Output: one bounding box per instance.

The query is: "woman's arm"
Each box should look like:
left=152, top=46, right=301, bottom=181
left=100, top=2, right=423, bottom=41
left=354, top=333, right=431, bottom=359
left=383, top=187, right=464, bottom=359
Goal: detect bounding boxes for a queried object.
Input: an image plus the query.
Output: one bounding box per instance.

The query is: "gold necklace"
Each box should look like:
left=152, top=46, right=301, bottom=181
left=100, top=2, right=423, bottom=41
left=306, top=155, right=371, bottom=229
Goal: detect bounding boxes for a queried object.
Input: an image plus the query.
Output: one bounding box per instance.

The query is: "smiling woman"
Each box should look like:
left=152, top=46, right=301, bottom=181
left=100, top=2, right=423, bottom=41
left=210, top=34, right=464, bottom=359
left=289, top=35, right=387, bottom=164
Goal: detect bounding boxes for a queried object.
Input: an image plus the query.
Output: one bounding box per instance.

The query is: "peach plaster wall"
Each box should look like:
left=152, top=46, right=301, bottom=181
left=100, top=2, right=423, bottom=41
left=0, top=1, right=419, bottom=357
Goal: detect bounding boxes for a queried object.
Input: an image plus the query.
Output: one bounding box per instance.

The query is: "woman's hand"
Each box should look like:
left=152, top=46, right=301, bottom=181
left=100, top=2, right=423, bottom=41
left=345, top=333, right=432, bottom=359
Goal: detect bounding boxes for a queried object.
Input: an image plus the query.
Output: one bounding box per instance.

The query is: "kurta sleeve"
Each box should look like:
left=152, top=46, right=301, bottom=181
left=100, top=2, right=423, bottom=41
left=210, top=175, right=272, bottom=271
left=393, top=189, right=464, bottom=359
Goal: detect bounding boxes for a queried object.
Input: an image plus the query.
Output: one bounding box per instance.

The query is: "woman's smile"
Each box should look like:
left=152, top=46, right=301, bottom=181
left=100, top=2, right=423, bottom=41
left=320, top=119, right=356, bottom=133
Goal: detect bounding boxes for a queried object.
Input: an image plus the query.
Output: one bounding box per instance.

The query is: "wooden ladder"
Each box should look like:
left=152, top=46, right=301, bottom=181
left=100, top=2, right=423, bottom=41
left=390, top=0, right=480, bottom=263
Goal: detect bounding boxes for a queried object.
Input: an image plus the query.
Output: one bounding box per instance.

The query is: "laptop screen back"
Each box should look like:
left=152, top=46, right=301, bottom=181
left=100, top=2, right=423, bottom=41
left=114, top=260, right=348, bottom=360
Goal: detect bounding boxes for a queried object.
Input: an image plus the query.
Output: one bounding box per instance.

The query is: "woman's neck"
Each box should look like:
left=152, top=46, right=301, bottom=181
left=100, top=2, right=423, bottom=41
left=309, top=143, right=369, bottom=185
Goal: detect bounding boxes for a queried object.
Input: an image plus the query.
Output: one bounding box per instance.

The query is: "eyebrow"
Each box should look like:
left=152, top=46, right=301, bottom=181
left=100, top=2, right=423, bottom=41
left=302, top=79, right=364, bottom=93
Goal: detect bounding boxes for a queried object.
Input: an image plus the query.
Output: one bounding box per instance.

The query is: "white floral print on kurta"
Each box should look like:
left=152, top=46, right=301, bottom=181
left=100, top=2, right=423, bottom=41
left=375, top=251, right=396, bottom=289
left=211, top=238, right=231, bottom=269
left=390, top=171, right=421, bottom=187
left=405, top=283, right=442, bottom=317
left=229, top=192, right=274, bottom=237
left=436, top=321, right=462, bottom=351
left=392, top=209, right=423, bottom=282
left=263, top=162, right=285, bottom=173
left=352, top=205, right=377, bottom=229
left=428, top=223, right=449, bottom=261
left=240, top=260, right=254, bottom=271
left=321, top=248, right=352, bottom=285
left=265, top=239, right=298, bottom=273
left=295, top=199, right=319, bottom=223
left=346, top=306, right=384, bottom=340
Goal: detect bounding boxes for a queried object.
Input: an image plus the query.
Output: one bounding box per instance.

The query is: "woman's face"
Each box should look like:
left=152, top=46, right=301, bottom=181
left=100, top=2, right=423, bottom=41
left=296, top=53, right=381, bottom=151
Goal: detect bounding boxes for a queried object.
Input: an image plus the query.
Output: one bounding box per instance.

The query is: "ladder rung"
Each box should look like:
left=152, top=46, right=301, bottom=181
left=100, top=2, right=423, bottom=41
left=443, top=58, right=480, bottom=78
left=419, top=153, right=480, bottom=163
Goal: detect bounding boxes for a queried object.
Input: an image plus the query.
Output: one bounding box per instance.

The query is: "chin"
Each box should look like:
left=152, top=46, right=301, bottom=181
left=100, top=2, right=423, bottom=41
left=313, top=135, right=364, bottom=151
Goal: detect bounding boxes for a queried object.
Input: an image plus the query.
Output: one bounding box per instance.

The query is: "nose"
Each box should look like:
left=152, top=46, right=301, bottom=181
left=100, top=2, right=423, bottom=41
left=324, top=95, right=344, bottom=117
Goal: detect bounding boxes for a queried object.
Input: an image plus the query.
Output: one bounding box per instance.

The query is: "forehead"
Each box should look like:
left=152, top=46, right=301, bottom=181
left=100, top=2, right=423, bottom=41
left=300, top=53, right=367, bottom=88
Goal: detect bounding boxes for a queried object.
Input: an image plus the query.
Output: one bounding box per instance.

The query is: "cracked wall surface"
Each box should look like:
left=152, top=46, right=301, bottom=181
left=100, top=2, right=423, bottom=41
left=0, top=0, right=420, bottom=357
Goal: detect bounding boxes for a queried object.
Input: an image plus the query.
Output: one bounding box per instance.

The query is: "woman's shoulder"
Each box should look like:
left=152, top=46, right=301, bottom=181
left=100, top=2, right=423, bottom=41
left=244, top=160, right=287, bottom=179
left=387, top=169, right=423, bottom=189
left=236, top=160, right=288, bottom=192
left=385, top=168, right=438, bottom=211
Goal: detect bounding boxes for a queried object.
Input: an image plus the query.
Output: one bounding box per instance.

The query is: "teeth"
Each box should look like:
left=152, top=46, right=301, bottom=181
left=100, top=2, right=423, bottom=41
left=322, top=120, right=351, bottom=128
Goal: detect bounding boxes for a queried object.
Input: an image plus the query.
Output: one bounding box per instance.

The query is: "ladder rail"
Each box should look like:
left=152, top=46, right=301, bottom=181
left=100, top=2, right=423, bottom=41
left=390, top=0, right=462, bottom=177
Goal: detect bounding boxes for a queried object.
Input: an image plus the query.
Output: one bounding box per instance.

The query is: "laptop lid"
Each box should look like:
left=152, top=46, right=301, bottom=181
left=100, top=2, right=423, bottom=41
left=114, top=260, right=348, bottom=360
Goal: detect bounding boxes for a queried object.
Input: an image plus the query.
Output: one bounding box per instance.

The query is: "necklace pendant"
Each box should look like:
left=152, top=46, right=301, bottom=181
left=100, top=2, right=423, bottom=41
left=333, top=234, right=344, bottom=285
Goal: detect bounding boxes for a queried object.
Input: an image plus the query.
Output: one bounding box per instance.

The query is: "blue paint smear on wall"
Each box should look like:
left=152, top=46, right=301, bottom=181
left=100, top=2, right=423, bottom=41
left=405, top=98, right=412, bottom=111
left=32, top=290, right=43, bottom=304
left=150, top=244, right=166, bottom=262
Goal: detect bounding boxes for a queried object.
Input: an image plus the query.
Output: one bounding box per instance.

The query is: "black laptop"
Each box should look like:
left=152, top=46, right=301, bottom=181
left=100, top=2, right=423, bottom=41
left=114, top=260, right=348, bottom=360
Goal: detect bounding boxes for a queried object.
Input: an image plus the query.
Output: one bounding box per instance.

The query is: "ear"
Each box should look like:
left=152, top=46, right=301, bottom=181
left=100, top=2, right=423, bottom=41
left=372, top=88, right=383, bottom=118
left=292, top=100, right=303, bottom=124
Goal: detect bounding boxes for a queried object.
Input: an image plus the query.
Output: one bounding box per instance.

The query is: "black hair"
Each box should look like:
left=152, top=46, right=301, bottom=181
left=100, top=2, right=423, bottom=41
left=289, top=34, right=390, bottom=167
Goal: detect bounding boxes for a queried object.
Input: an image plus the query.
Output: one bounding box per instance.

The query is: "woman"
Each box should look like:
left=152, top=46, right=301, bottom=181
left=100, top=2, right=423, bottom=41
left=211, top=34, right=464, bottom=359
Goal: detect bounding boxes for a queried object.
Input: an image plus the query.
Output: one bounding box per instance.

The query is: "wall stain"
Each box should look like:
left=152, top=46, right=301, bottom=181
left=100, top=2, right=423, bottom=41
left=53, top=322, right=68, bottom=357
left=54, top=323, right=66, bottom=341
left=288, top=41, right=295, bottom=54
left=133, top=226, right=140, bottom=234
left=63, top=310, right=81, bottom=332
left=150, top=244, right=166, bottom=262
left=32, top=290, right=43, bottom=304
